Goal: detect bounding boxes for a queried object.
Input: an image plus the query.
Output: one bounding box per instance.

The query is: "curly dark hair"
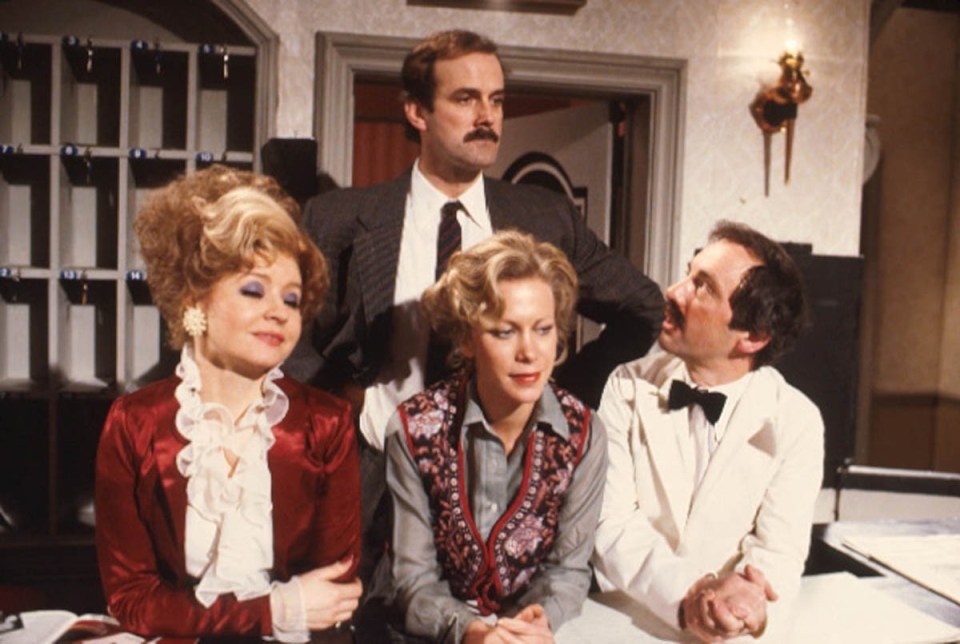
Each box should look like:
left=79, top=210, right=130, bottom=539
left=710, top=220, right=809, bottom=368
left=134, top=164, right=329, bottom=349
left=401, top=29, right=501, bottom=142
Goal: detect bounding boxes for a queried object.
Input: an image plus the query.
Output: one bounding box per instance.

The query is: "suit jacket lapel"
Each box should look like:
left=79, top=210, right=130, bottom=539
left=640, top=365, right=696, bottom=535
left=486, top=176, right=510, bottom=231
left=485, top=176, right=565, bottom=242
left=354, top=173, right=409, bottom=328
left=486, top=175, right=537, bottom=234
left=151, top=378, right=305, bottom=581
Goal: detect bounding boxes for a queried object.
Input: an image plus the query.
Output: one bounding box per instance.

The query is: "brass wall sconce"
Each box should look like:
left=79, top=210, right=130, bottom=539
left=750, top=49, right=813, bottom=196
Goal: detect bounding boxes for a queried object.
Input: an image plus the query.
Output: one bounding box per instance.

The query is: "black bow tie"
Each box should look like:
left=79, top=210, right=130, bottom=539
left=667, top=380, right=727, bottom=425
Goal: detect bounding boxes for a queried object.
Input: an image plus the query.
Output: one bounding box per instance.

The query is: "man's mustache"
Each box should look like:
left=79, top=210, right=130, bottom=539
left=464, top=128, right=499, bottom=143
left=665, top=300, right=684, bottom=329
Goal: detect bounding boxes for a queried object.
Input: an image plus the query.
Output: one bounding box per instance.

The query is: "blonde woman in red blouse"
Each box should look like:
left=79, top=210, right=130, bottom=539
left=95, top=165, right=362, bottom=641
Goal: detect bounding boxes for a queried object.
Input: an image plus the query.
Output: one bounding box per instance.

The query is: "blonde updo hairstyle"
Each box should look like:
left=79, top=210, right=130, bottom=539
left=134, top=164, right=329, bottom=349
left=422, top=230, right=579, bottom=369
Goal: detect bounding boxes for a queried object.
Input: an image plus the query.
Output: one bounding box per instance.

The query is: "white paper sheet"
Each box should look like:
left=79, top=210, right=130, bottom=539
left=843, top=533, right=960, bottom=605
left=786, top=572, right=960, bottom=644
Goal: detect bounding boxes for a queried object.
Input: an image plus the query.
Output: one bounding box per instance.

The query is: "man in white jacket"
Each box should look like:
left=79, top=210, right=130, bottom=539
left=593, top=220, right=824, bottom=642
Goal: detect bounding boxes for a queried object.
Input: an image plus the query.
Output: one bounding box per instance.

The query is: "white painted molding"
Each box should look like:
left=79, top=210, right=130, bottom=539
left=211, top=0, right=279, bottom=163
left=314, top=31, right=684, bottom=283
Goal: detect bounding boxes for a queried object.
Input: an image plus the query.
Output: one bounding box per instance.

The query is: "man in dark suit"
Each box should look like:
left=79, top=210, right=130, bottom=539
left=292, top=28, right=662, bottom=432
left=287, top=29, right=663, bottom=616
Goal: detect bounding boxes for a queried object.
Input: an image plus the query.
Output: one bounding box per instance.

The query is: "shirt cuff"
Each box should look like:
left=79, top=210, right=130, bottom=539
left=270, top=576, right=309, bottom=643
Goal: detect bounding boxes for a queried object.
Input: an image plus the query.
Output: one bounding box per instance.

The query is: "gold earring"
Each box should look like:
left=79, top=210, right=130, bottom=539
left=182, top=306, right=207, bottom=338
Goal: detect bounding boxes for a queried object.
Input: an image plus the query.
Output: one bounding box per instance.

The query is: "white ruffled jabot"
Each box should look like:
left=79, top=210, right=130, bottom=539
left=174, top=345, right=289, bottom=608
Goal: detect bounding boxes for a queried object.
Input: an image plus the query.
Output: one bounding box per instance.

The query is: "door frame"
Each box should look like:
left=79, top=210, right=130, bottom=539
left=314, top=31, right=684, bottom=285
left=211, top=0, right=279, bottom=153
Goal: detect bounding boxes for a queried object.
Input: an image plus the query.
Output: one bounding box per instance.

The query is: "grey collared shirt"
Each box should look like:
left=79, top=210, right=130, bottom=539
left=385, top=380, right=607, bottom=643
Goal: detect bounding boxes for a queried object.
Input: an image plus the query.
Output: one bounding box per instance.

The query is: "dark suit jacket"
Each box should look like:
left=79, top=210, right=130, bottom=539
left=288, top=171, right=664, bottom=408
left=95, top=376, right=361, bottom=638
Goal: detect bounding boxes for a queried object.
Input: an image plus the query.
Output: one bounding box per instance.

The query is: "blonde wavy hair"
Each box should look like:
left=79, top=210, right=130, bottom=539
left=134, top=164, right=328, bottom=349
left=422, top=230, right=578, bottom=369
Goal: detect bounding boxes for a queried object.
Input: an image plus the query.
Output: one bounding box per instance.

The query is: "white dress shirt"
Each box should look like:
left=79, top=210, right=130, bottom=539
left=175, top=346, right=285, bottom=606
left=175, top=345, right=308, bottom=642
left=359, top=161, right=493, bottom=450
left=673, top=367, right=754, bottom=490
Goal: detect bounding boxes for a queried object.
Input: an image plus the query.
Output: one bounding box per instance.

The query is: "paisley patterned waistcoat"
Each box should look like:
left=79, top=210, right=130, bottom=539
left=398, top=373, right=589, bottom=614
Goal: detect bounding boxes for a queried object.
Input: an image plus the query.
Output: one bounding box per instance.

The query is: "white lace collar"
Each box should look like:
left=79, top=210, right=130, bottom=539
left=173, top=345, right=289, bottom=607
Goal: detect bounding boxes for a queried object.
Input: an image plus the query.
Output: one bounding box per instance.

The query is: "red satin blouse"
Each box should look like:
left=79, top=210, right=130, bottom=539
left=94, top=375, right=361, bottom=638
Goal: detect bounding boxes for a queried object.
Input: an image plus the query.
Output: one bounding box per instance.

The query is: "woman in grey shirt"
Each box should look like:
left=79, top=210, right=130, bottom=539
left=384, top=231, right=607, bottom=644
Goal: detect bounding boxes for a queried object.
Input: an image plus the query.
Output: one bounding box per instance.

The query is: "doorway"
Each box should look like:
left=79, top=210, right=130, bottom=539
left=314, top=32, right=684, bottom=287
left=352, top=81, right=645, bottom=246
left=352, top=80, right=649, bottom=349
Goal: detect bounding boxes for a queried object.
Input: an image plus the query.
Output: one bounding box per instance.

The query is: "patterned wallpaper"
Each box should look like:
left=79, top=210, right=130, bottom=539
left=247, top=0, right=870, bottom=277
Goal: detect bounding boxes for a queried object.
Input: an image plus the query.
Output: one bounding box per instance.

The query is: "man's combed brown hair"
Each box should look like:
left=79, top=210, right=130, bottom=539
left=134, top=164, right=329, bottom=349
left=710, top=220, right=809, bottom=368
left=401, top=29, right=501, bottom=142
left=422, top=230, right=578, bottom=369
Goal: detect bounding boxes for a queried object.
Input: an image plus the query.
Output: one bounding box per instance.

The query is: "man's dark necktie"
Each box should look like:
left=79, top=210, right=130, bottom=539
left=426, top=201, right=463, bottom=385
left=436, top=201, right=463, bottom=280
left=667, top=380, right=727, bottom=425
